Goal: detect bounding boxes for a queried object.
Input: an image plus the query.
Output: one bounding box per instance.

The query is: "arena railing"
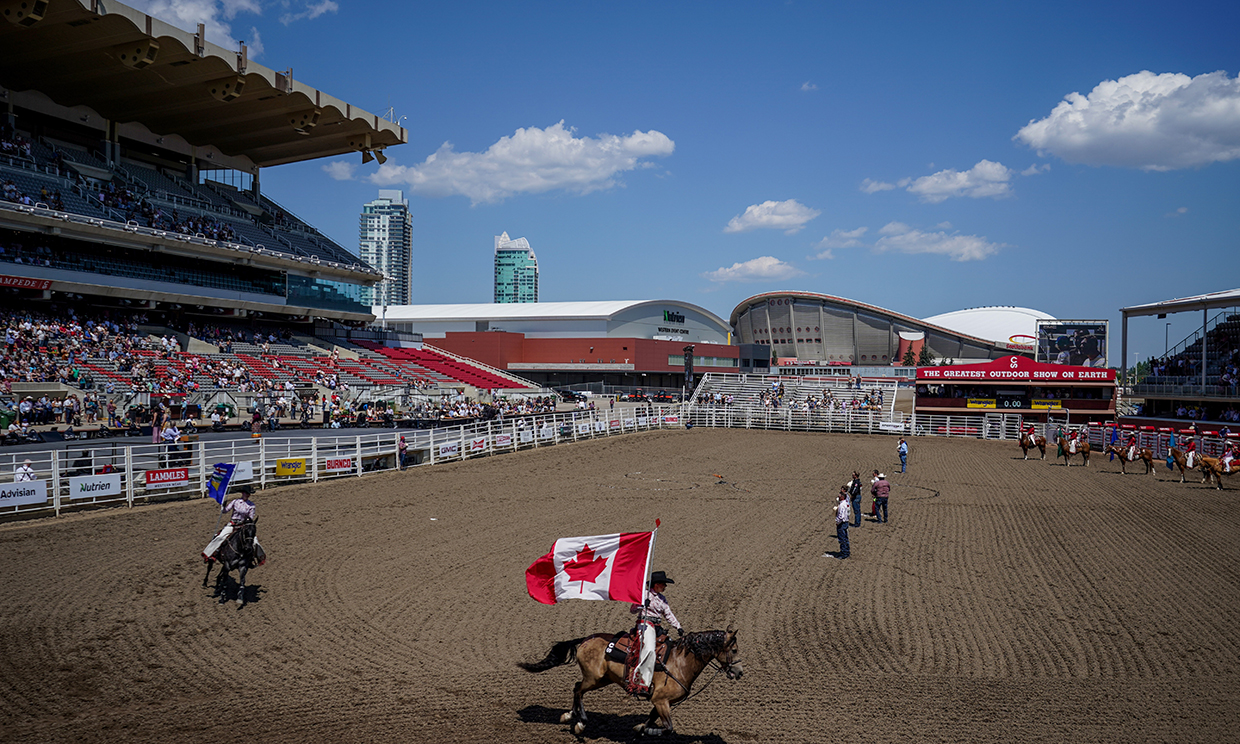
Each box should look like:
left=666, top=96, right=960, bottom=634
left=0, top=405, right=687, bottom=520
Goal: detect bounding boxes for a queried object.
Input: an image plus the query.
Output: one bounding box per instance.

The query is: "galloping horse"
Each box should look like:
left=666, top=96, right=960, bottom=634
left=1019, top=432, right=1047, bottom=461
left=519, top=627, right=744, bottom=737
left=1198, top=456, right=1238, bottom=490
left=202, top=521, right=265, bottom=606
left=1056, top=436, right=1090, bottom=467
left=1104, top=445, right=1155, bottom=475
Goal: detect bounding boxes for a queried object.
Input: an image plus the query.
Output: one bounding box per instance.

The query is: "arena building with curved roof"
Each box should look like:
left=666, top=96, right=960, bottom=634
left=731, top=291, right=1050, bottom=369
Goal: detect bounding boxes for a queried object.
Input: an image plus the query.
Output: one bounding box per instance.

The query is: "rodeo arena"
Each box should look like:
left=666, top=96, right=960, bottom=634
left=2, top=4, right=1239, bottom=743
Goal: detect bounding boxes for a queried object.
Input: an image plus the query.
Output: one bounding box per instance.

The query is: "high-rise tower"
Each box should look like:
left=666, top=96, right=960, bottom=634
left=494, top=231, right=539, bottom=303
left=358, top=190, right=413, bottom=306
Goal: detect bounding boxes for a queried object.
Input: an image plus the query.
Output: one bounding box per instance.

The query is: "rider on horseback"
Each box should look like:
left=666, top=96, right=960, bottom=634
left=629, top=570, right=684, bottom=696
left=1126, top=433, right=1138, bottom=462
left=203, top=484, right=256, bottom=562
left=1223, top=443, right=1237, bottom=473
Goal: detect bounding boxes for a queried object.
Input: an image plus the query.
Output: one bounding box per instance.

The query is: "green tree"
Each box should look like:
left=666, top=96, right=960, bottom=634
left=902, top=345, right=917, bottom=366
left=917, top=344, right=935, bottom=366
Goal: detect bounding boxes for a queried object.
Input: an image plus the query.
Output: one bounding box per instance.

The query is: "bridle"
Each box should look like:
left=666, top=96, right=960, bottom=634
left=667, top=634, right=743, bottom=709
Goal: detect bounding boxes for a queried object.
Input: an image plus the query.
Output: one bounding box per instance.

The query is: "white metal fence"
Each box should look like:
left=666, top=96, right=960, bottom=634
left=0, top=407, right=686, bottom=519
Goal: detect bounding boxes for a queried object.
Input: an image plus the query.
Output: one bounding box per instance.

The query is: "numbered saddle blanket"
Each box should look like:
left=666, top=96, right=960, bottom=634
left=605, top=631, right=668, bottom=672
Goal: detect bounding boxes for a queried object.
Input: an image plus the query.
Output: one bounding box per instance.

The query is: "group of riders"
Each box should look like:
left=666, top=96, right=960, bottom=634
left=1026, top=423, right=1238, bottom=474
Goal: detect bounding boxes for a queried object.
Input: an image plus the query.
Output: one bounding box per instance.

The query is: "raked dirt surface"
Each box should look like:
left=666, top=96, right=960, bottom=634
left=1, top=428, right=1237, bottom=743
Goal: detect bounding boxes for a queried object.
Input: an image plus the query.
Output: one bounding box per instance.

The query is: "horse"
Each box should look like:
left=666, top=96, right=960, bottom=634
left=1166, top=448, right=1206, bottom=484
left=1019, top=432, right=1046, bottom=461
left=202, top=520, right=265, bottom=606
left=1104, top=445, right=1155, bottom=475
left=519, top=627, right=743, bottom=737
left=1198, top=456, right=1238, bottom=490
left=1056, top=436, right=1090, bottom=467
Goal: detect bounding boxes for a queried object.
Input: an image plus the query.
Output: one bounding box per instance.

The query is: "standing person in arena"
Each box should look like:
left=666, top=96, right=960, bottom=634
left=897, top=438, right=909, bottom=473
left=871, top=473, right=890, bottom=523
left=848, top=471, right=863, bottom=528
left=825, top=486, right=851, bottom=559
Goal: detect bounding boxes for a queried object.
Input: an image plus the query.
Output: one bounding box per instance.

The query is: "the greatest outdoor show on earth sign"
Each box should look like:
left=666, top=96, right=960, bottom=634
left=916, top=356, right=1116, bottom=382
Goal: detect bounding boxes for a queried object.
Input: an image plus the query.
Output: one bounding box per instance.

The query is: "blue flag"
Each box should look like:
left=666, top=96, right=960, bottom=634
left=1166, top=433, right=1176, bottom=470
left=207, top=462, right=236, bottom=505
left=1109, top=427, right=1118, bottom=461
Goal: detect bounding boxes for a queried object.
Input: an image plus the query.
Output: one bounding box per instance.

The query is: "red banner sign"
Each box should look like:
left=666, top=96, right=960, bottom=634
left=145, top=467, right=190, bottom=488
left=917, top=355, right=1115, bottom=382
left=0, top=275, right=52, bottom=290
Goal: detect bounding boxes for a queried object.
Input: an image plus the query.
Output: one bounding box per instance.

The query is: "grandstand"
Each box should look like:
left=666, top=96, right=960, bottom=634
left=1122, top=289, right=1240, bottom=426
left=687, top=372, right=899, bottom=430
left=0, top=0, right=541, bottom=429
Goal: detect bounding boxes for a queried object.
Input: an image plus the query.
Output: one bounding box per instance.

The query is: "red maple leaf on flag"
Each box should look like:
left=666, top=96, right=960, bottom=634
left=563, top=544, right=608, bottom=593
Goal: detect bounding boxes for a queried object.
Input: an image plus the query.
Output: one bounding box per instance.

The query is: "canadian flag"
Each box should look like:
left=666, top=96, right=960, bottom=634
left=525, top=531, right=654, bottom=605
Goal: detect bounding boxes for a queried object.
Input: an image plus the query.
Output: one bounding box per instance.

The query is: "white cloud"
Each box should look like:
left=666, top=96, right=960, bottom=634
left=246, top=26, right=263, bottom=57
left=860, top=178, right=896, bottom=193
left=128, top=0, right=262, bottom=54
left=1020, top=163, right=1051, bottom=176
left=702, top=256, right=805, bottom=283
left=904, top=160, right=1013, bottom=203
left=801, top=81, right=818, bottom=92
left=811, top=227, right=868, bottom=259
left=281, top=0, right=338, bottom=25
left=1014, top=70, right=1240, bottom=170
left=724, top=199, right=820, bottom=234
left=873, top=222, right=1003, bottom=261
left=1166, top=206, right=1189, bottom=217
left=321, top=160, right=356, bottom=181
left=369, top=121, right=673, bottom=205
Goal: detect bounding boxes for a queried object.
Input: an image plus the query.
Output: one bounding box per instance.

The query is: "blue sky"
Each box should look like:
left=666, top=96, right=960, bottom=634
left=138, top=1, right=1238, bottom=363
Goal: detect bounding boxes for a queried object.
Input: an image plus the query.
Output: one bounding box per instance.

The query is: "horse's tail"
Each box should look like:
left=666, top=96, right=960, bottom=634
left=517, top=637, right=587, bottom=673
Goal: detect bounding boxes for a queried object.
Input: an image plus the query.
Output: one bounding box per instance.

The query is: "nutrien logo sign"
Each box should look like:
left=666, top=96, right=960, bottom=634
left=663, top=310, right=685, bottom=324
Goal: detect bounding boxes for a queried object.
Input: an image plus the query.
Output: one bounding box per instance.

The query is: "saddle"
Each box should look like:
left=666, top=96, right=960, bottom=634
left=605, top=630, right=668, bottom=672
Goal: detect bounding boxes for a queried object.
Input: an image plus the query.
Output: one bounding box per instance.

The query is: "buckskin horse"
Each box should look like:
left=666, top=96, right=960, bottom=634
left=1198, top=456, right=1238, bottom=490
left=1056, top=436, right=1090, bottom=467
left=1019, top=432, right=1047, bottom=461
left=518, top=627, right=743, bottom=737
left=1105, top=445, right=1155, bottom=475
left=202, top=521, right=266, bottom=606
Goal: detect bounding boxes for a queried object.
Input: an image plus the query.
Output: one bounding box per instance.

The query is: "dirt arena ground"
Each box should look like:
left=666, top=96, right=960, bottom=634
left=1, top=428, right=1238, bottom=743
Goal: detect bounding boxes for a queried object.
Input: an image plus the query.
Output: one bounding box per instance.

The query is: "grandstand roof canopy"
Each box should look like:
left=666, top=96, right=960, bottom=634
left=0, top=0, right=406, bottom=168
left=382, top=301, right=730, bottom=326
left=1120, top=288, right=1240, bottom=319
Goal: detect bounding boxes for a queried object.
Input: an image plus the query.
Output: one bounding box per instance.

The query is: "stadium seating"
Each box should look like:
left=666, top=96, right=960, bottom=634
left=690, top=373, right=898, bottom=419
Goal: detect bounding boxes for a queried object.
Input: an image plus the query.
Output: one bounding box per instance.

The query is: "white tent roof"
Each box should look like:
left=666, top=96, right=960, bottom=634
left=922, top=306, right=1055, bottom=345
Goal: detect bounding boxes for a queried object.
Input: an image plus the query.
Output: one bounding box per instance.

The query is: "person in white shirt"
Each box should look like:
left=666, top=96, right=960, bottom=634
left=824, top=486, right=851, bottom=559
left=14, top=459, right=36, bottom=482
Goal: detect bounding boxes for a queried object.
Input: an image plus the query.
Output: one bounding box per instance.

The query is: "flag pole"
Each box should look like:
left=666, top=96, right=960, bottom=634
left=643, top=518, right=660, bottom=608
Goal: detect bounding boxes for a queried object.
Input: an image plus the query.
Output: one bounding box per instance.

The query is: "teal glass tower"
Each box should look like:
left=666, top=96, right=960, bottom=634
left=494, top=231, right=539, bottom=303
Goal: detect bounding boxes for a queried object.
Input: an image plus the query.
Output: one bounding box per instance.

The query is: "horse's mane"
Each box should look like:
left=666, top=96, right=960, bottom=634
left=673, top=630, right=728, bottom=661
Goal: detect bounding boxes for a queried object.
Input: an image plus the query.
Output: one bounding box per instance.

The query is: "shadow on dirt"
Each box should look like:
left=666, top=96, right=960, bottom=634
left=517, top=705, right=731, bottom=743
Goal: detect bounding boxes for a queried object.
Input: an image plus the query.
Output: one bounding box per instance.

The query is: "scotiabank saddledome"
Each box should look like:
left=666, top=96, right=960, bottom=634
left=731, top=292, right=1045, bottom=365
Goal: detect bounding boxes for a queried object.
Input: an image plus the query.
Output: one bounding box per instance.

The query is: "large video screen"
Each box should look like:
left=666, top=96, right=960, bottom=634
left=1036, top=320, right=1109, bottom=367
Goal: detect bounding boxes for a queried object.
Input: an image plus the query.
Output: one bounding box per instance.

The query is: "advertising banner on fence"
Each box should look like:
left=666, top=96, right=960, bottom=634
left=638, top=417, right=648, bottom=427
left=539, top=426, right=554, bottom=440
left=469, top=437, right=487, bottom=452
left=323, top=457, right=353, bottom=473
left=662, top=415, right=680, bottom=424
left=1031, top=399, right=1063, bottom=410
left=145, top=467, right=189, bottom=489
left=576, top=422, right=590, bottom=434
left=234, top=460, right=254, bottom=482
left=69, top=473, right=123, bottom=500
left=609, top=420, right=621, bottom=429
left=520, top=430, right=535, bottom=443
left=439, top=441, right=460, bottom=458
left=495, top=434, right=513, bottom=448
left=966, top=398, right=996, bottom=409
left=275, top=458, right=307, bottom=476
left=593, top=421, right=606, bottom=432
left=0, top=479, right=47, bottom=507
left=624, top=418, right=636, bottom=428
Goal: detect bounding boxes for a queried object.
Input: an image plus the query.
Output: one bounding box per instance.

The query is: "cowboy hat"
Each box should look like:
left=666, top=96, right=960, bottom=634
left=650, top=570, right=674, bottom=585
left=237, top=484, right=254, bottom=495
left=878, top=473, right=886, bottom=479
